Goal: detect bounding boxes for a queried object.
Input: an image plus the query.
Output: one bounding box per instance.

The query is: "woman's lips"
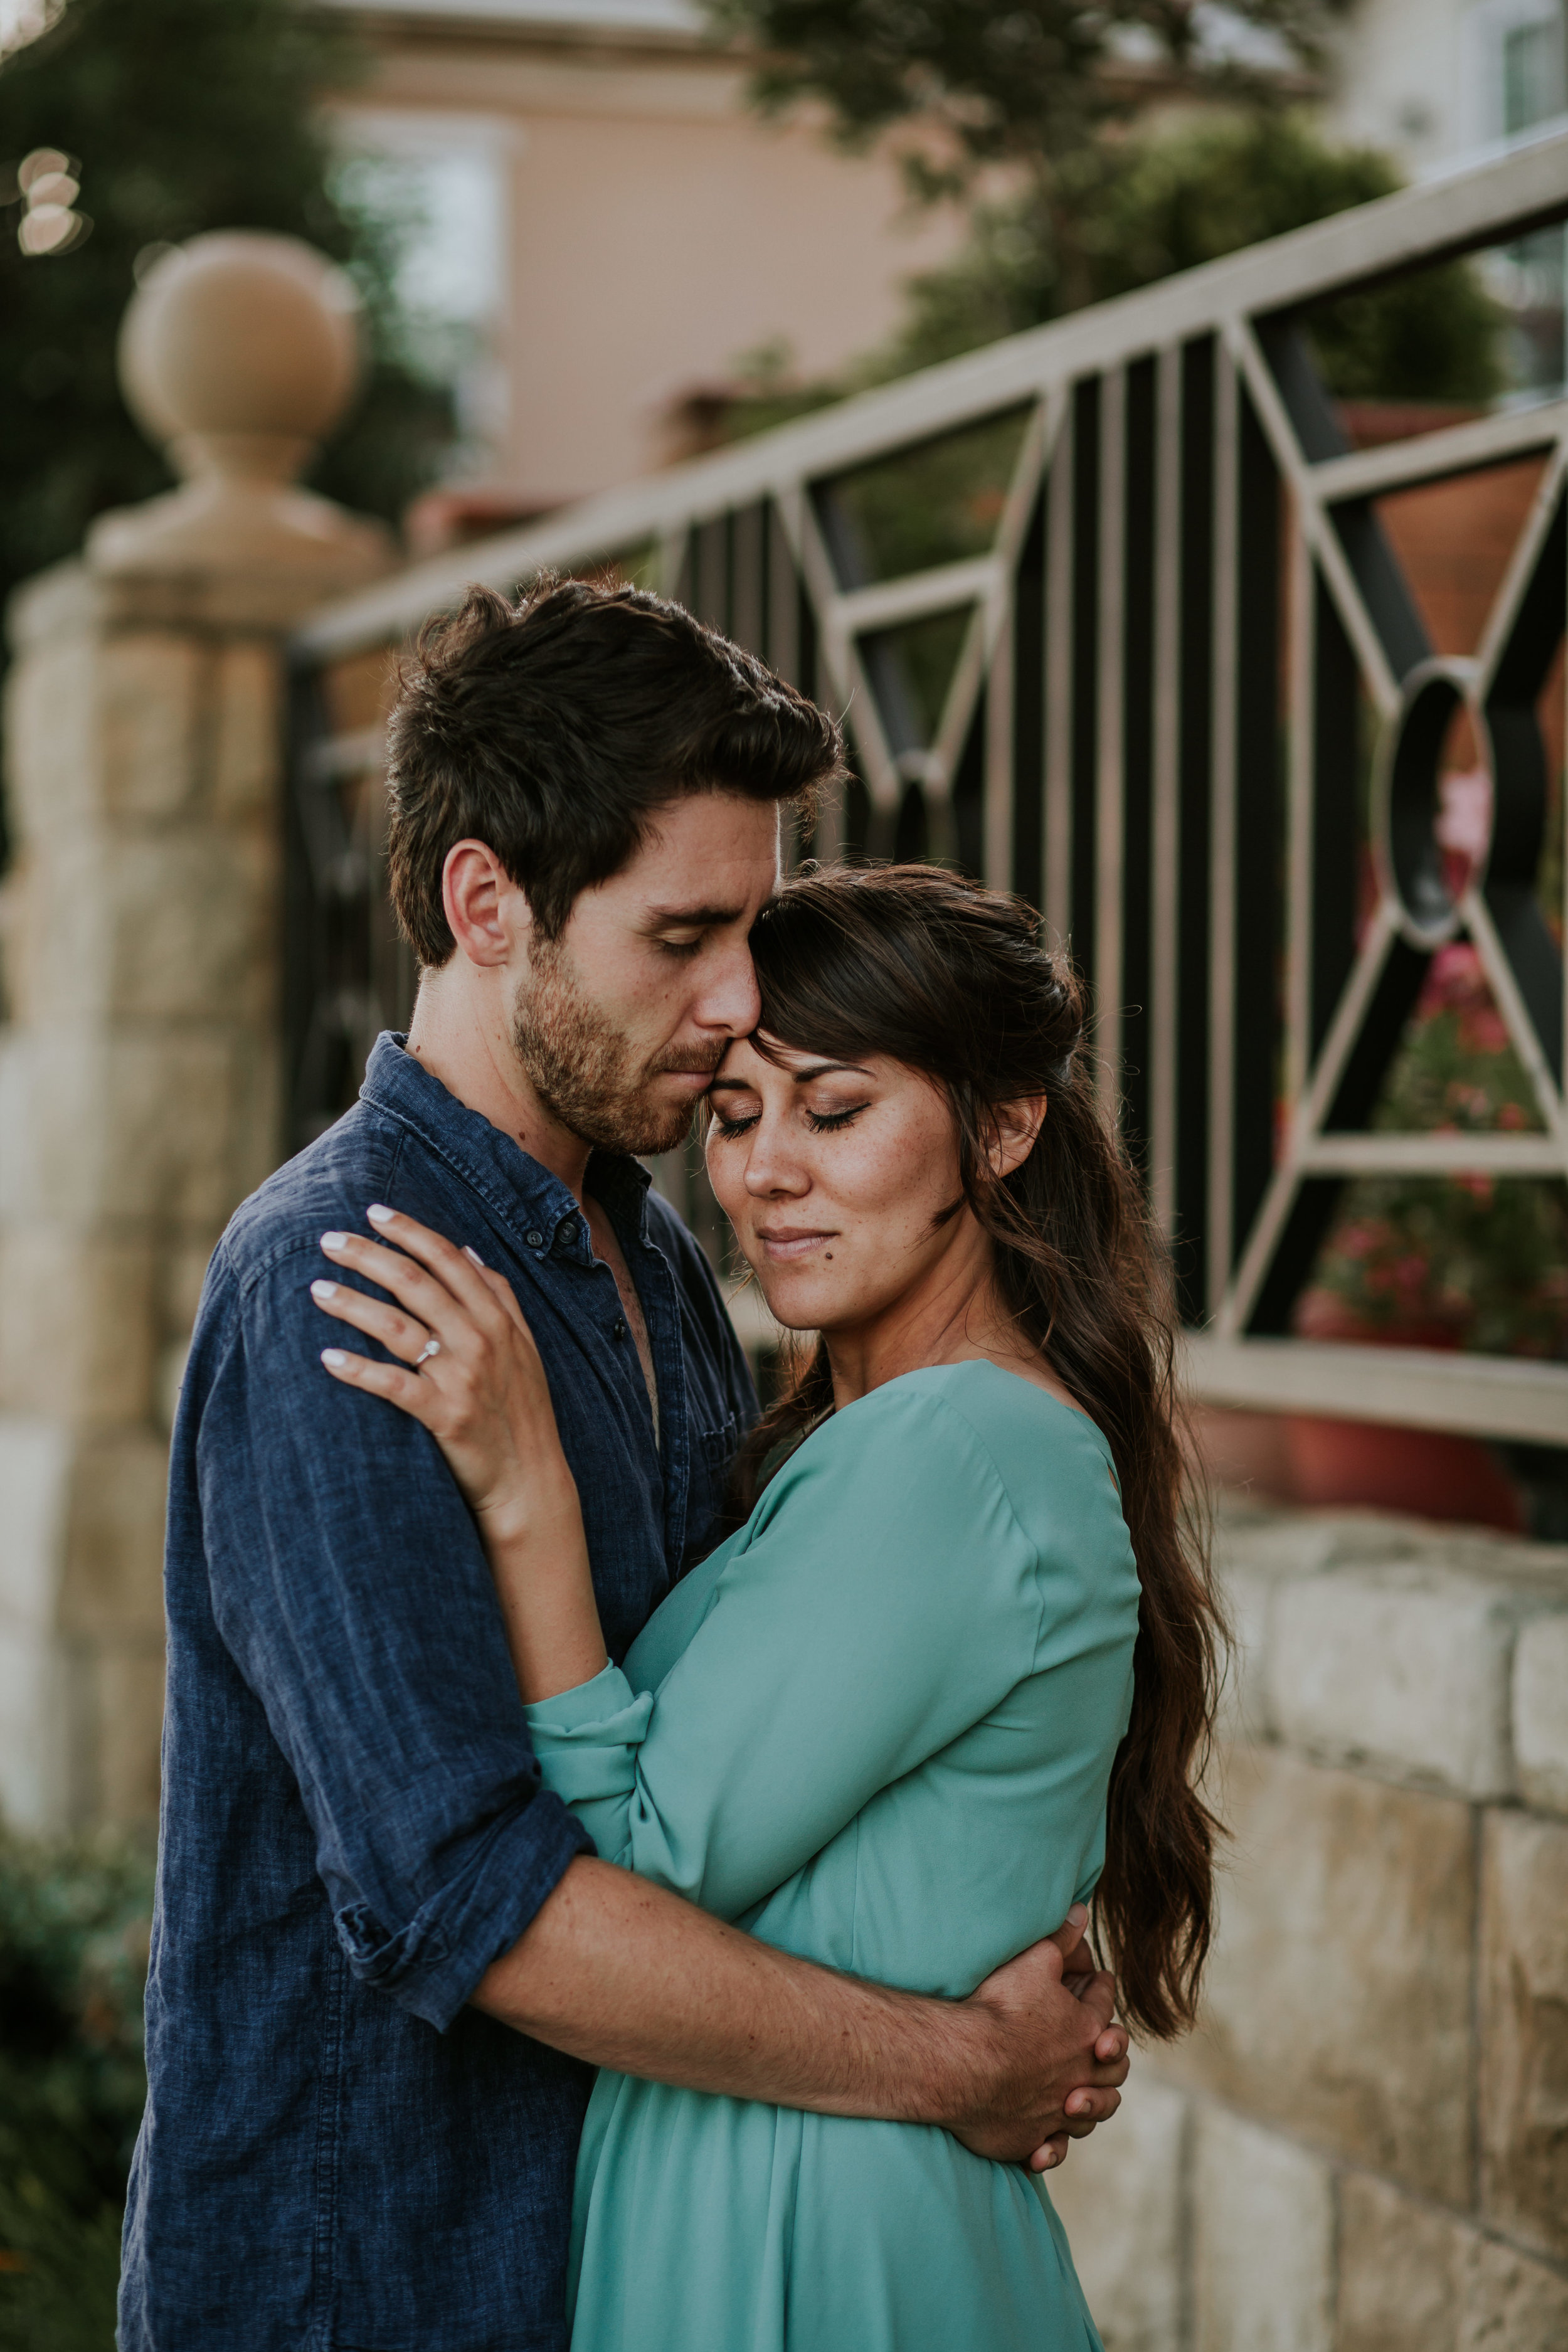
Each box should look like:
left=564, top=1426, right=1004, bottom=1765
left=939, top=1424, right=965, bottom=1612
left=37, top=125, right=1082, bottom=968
left=756, top=1230, right=836, bottom=1262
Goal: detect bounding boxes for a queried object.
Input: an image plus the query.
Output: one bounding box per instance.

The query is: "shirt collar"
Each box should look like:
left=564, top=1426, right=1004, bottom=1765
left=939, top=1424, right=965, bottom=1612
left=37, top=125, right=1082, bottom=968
left=358, top=1032, right=653, bottom=1262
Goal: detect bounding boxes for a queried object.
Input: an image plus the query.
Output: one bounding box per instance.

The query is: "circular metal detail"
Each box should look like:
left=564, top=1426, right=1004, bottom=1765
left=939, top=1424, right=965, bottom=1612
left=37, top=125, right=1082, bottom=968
left=1372, top=657, right=1492, bottom=951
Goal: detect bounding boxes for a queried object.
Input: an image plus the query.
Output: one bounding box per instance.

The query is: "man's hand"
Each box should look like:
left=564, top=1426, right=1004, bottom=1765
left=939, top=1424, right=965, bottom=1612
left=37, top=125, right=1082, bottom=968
left=951, top=1905, right=1128, bottom=2174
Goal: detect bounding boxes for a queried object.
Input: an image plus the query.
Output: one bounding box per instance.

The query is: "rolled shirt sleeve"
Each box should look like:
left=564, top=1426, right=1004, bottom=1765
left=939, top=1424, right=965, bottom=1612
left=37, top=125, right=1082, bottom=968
left=197, top=1238, right=592, bottom=2030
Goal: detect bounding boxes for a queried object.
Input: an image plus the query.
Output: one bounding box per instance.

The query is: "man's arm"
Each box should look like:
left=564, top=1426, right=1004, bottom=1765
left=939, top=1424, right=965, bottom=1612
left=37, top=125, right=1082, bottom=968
left=204, top=1240, right=1124, bottom=2164
left=475, top=1858, right=1127, bottom=2171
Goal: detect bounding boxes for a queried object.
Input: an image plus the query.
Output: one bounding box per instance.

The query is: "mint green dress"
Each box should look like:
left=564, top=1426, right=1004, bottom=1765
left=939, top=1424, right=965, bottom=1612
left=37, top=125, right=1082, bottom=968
left=525, top=1360, right=1140, bottom=2352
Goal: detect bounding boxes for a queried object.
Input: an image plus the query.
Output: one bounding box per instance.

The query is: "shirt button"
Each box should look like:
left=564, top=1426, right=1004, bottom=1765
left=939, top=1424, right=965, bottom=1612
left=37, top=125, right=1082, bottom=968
left=559, top=1219, right=577, bottom=1244
left=526, top=1229, right=544, bottom=1249
left=612, top=1317, right=628, bottom=1342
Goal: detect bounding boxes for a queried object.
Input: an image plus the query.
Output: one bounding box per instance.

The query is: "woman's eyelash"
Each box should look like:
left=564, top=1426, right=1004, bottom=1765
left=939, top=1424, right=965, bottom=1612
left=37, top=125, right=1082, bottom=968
left=710, top=1103, right=866, bottom=1137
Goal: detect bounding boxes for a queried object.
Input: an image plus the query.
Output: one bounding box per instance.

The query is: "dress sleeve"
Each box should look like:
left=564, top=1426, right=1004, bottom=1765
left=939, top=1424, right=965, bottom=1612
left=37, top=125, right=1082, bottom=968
left=524, top=1389, right=1044, bottom=1922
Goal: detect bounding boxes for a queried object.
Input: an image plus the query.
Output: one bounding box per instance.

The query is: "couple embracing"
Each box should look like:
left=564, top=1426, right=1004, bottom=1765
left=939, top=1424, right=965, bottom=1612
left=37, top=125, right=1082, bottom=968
left=120, top=580, right=1223, bottom=2352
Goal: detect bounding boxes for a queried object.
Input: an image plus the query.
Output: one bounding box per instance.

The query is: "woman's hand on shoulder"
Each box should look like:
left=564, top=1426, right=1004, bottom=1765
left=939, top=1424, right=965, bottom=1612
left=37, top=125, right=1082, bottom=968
left=310, top=1204, right=573, bottom=1542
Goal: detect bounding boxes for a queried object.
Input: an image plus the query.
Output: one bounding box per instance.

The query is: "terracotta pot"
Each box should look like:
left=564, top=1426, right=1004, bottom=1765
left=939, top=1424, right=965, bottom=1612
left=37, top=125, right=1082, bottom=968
left=1284, top=1414, right=1525, bottom=1533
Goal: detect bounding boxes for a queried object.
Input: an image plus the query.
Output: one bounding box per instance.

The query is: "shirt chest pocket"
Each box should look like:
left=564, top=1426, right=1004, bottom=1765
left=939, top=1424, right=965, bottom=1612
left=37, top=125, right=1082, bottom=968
left=682, top=1411, right=741, bottom=1571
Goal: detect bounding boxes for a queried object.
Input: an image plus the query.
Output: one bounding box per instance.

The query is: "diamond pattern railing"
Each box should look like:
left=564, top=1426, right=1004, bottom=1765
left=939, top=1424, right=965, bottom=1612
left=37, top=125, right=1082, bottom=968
left=287, top=130, right=1568, bottom=1444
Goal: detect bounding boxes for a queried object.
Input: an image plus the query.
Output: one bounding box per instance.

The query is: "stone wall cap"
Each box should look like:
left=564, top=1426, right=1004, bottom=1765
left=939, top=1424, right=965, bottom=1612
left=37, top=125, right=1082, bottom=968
left=1216, top=1500, right=1568, bottom=1592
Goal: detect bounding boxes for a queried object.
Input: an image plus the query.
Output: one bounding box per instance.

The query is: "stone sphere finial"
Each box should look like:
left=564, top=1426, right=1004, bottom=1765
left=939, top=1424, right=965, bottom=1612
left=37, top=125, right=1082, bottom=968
left=120, top=232, right=363, bottom=452
left=88, top=230, right=391, bottom=604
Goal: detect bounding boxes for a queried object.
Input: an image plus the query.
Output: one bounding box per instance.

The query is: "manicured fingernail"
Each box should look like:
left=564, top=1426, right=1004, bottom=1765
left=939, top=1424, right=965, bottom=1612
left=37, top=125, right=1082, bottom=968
left=320, top=1348, right=349, bottom=1369
left=366, top=1204, right=394, bottom=1224
left=1042, top=2148, right=1060, bottom=2169
left=321, top=1232, right=348, bottom=1251
left=310, top=1280, right=337, bottom=1301
left=464, top=1246, right=485, bottom=1268
left=1068, top=1903, right=1088, bottom=1926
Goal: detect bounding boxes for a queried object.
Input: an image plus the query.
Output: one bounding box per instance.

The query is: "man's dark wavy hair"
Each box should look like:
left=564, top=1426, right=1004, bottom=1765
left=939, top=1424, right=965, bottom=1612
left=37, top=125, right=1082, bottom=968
left=386, top=576, right=845, bottom=966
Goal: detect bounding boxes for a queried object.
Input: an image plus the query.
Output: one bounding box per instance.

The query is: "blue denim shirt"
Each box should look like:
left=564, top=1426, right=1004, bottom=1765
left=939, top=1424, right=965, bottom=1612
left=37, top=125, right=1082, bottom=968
left=120, top=1034, right=756, bottom=2352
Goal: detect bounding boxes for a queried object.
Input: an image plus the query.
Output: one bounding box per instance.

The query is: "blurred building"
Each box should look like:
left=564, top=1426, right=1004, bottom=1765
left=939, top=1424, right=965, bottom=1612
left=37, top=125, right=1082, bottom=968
left=1328, top=0, right=1564, bottom=172
left=317, top=0, right=965, bottom=532
left=1328, top=0, right=1567, bottom=391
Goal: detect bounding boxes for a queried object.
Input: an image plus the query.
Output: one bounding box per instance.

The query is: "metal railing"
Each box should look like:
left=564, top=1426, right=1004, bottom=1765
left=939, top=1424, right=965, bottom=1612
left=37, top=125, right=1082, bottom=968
left=288, top=130, right=1568, bottom=1444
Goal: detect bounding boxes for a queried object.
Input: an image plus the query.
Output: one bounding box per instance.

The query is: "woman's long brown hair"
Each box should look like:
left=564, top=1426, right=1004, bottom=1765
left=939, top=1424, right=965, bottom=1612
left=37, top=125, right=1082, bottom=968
left=725, top=864, right=1225, bottom=2042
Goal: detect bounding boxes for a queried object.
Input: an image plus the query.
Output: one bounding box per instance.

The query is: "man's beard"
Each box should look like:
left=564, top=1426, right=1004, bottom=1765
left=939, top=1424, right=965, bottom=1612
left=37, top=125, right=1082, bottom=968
left=511, top=938, right=723, bottom=1157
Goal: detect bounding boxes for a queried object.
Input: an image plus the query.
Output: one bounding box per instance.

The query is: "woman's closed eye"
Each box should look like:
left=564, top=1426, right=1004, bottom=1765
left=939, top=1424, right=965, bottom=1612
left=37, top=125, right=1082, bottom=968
left=711, top=1105, right=761, bottom=1137
left=711, top=1099, right=870, bottom=1138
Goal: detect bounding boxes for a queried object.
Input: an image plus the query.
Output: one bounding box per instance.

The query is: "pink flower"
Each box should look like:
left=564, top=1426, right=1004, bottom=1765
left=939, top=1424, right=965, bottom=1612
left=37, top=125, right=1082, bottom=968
left=1459, top=1009, right=1510, bottom=1054
left=1434, top=766, right=1492, bottom=867
left=1423, top=941, right=1484, bottom=1012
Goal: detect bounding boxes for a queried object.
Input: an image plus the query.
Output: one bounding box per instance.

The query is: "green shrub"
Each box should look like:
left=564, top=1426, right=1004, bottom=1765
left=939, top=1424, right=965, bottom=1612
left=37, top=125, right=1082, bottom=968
left=0, top=1831, right=154, bottom=2351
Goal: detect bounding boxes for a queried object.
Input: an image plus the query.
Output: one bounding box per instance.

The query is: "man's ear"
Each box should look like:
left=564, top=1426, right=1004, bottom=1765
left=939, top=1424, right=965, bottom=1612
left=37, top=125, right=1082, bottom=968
left=442, top=840, right=532, bottom=970
left=986, top=1094, right=1047, bottom=1180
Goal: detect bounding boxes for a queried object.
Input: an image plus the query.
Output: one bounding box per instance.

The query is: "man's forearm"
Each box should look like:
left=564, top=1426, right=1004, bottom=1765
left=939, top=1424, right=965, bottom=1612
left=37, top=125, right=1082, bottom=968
left=472, top=1857, right=1121, bottom=2161
left=476, top=1856, right=973, bottom=2119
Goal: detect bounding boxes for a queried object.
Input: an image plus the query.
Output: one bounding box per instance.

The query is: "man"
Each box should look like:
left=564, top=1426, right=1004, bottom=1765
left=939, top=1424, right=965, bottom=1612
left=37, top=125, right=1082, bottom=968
left=121, top=580, right=1129, bottom=2351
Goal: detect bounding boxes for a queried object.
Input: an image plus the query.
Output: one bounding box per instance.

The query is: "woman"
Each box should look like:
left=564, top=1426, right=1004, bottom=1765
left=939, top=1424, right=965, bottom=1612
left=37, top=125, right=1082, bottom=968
left=312, top=864, right=1223, bottom=2352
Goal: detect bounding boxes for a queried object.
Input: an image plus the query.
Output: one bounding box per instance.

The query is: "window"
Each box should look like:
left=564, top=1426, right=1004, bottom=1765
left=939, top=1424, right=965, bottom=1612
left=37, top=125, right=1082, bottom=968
left=332, top=110, right=514, bottom=473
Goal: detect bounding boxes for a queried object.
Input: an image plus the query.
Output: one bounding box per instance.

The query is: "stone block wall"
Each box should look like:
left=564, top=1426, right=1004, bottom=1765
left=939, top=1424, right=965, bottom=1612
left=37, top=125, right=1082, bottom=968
left=0, top=563, right=287, bottom=1829
left=1051, top=1502, right=1568, bottom=2352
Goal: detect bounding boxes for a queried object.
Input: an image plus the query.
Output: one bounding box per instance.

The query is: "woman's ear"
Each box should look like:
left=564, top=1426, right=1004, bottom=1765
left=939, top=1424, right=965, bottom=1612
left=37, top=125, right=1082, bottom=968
left=986, top=1094, right=1047, bottom=1180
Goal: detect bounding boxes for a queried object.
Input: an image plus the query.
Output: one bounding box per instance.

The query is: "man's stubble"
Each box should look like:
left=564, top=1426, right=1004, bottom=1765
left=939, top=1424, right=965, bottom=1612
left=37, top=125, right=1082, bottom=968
left=511, top=935, right=722, bottom=1158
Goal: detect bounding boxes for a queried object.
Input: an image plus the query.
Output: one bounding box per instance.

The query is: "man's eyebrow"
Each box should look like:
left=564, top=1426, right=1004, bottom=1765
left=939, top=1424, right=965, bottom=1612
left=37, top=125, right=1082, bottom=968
left=644, top=903, right=745, bottom=926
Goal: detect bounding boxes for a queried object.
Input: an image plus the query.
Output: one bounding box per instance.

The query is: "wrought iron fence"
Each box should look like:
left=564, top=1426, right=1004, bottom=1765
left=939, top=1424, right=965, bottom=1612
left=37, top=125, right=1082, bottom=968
left=288, top=130, right=1568, bottom=1444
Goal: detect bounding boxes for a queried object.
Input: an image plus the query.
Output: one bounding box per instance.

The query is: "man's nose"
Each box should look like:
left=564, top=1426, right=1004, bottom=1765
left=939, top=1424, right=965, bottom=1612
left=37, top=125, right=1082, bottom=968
left=694, top=937, right=761, bottom=1037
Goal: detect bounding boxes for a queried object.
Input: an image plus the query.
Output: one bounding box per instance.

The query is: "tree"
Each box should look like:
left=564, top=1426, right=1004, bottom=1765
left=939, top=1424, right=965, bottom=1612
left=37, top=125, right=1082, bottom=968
left=708, top=4, right=1502, bottom=407
left=708, top=0, right=1348, bottom=309
left=883, top=114, right=1505, bottom=400
left=0, top=0, right=452, bottom=629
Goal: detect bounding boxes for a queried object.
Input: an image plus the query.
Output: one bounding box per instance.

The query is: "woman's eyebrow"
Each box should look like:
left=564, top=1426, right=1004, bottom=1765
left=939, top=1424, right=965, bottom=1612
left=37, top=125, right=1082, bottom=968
left=792, top=1060, right=869, bottom=1080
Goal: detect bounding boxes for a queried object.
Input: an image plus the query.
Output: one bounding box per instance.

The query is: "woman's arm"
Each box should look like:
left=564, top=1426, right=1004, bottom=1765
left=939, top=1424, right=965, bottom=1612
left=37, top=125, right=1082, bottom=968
left=309, top=1207, right=1131, bottom=2163
left=524, top=1388, right=1046, bottom=1919
left=314, top=1210, right=1053, bottom=1921
left=312, top=1204, right=609, bottom=1702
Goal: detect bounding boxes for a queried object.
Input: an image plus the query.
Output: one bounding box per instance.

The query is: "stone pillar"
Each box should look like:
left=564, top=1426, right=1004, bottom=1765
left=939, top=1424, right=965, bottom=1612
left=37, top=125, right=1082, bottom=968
left=0, top=233, right=391, bottom=1831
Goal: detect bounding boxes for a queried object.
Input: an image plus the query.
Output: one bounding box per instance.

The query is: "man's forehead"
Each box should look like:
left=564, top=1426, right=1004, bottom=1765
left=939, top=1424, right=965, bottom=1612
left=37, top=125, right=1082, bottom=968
left=628, top=794, right=782, bottom=903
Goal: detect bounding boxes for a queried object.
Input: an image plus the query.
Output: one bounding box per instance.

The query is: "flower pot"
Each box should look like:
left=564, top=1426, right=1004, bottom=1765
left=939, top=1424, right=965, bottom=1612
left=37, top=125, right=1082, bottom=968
left=1283, top=1413, right=1525, bottom=1533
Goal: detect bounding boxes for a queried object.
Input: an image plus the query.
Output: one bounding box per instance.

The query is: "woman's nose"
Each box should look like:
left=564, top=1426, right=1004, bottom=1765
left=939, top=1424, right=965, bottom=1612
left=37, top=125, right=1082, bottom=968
left=743, top=1121, right=808, bottom=1198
